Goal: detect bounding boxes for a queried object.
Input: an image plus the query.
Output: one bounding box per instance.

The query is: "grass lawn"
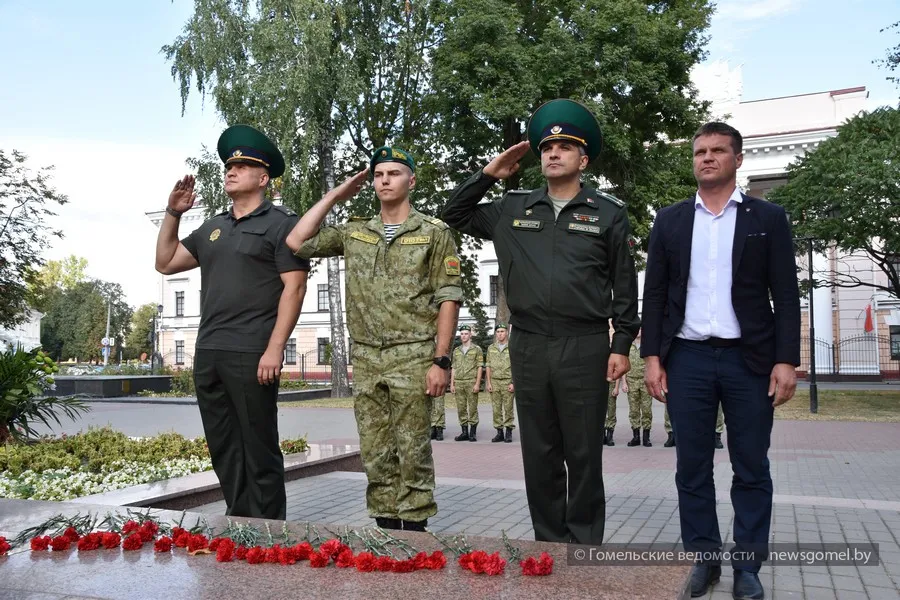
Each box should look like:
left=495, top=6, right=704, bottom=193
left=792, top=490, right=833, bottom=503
left=282, top=390, right=900, bottom=423
left=773, top=389, right=900, bottom=422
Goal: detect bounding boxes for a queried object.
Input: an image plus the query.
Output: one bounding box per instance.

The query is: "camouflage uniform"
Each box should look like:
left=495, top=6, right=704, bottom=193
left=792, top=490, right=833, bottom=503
left=486, top=342, right=515, bottom=430
left=603, top=378, right=619, bottom=446
left=664, top=405, right=725, bottom=442
left=431, top=394, right=446, bottom=429
left=453, top=343, right=483, bottom=429
left=296, top=208, right=463, bottom=522
left=626, top=344, right=652, bottom=429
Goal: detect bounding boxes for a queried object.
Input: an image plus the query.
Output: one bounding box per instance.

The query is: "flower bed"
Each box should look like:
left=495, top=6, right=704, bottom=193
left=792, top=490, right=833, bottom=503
left=0, top=427, right=308, bottom=502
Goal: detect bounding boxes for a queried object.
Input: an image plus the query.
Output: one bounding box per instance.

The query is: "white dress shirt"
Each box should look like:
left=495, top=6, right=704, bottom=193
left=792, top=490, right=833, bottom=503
left=676, top=187, right=744, bottom=341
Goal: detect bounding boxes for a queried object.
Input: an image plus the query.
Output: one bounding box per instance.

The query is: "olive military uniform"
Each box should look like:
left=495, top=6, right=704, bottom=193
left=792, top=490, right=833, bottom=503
left=486, top=340, right=515, bottom=441
left=182, top=199, right=310, bottom=520
left=452, top=342, right=483, bottom=433
left=442, top=99, right=640, bottom=545
left=295, top=207, right=463, bottom=523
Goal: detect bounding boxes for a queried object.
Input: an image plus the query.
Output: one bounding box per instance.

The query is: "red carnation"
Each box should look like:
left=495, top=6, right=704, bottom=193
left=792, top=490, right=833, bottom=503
left=292, top=541, right=313, bottom=560
left=50, top=536, right=71, bottom=551
left=138, top=522, right=158, bottom=543
left=173, top=532, right=190, bottom=548
left=208, top=538, right=222, bottom=552
left=101, top=532, right=121, bottom=549
left=154, top=536, right=173, bottom=553
left=77, top=533, right=102, bottom=552
left=412, top=552, right=428, bottom=570
left=309, top=551, right=330, bottom=568
left=171, top=527, right=187, bottom=539
left=121, top=520, right=139, bottom=535
left=277, top=547, right=296, bottom=565
left=354, top=551, right=377, bottom=572
left=335, top=548, right=355, bottom=568
left=426, top=550, right=447, bottom=570
left=235, top=545, right=249, bottom=561
left=62, top=527, right=80, bottom=543
left=216, top=541, right=235, bottom=563
left=264, top=545, right=281, bottom=564
left=484, top=552, right=506, bottom=576
left=246, top=546, right=266, bottom=565
left=30, top=536, right=51, bottom=551
left=392, top=559, right=416, bottom=573
left=0, top=536, right=10, bottom=556
left=122, top=533, right=143, bottom=551
left=319, top=538, right=342, bottom=558
left=520, top=552, right=553, bottom=576
left=186, top=534, right=208, bottom=553
left=375, top=555, right=395, bottom=572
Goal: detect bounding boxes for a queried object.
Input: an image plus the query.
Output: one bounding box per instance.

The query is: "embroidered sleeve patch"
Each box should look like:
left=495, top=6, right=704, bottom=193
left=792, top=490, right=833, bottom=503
left=444, top=256, right=461, bottom=276
left=400, top=235, right=431, bottom=245
left=349, top=231, right=380, bottom=245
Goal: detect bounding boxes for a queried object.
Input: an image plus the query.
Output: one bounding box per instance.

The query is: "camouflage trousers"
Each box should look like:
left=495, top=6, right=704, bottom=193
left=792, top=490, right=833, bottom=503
left=605, top=384, right=618, bottom=429
left=626, top=376, right=652, bottom=430
left=490, top=379, right=515, bottom=429
left=352, top=341, right=437, bottom=522
left=431, top=395, right=446, bottom=428
left=455, top=381, right=479, bottom=426
left=664, top=404, right=724, bottom=433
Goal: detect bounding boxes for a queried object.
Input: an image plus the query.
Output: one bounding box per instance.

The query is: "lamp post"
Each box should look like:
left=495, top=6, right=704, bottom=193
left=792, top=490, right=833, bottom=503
left=795, top=236, right=818, bottom=414
left=154, top=304, right=163, bottom=373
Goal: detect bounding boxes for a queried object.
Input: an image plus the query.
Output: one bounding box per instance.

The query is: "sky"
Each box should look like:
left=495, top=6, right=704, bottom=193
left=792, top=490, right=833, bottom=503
left=1, top=0, right=898, bottom=308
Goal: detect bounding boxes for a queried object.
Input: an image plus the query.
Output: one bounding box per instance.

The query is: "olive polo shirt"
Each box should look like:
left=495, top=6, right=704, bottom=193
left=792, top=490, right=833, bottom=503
left=181, top=200, right=311, bottom=353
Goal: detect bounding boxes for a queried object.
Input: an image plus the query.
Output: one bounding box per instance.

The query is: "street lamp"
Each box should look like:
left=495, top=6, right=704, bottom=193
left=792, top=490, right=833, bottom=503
left=795, top=235, right=819, bottom=414
left=150, top=304, right=163, bottom=373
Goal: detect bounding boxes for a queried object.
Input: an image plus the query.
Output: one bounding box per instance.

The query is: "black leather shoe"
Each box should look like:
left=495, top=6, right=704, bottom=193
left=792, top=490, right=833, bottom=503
left=375, top=517, right=402, bottom=530
left=491, top=428, right=504, bottom=443
left=690, top=563, right=721, bottom=597
left=401, top=519, right=428, bottom=532
left=468, top=424, right=477, bottom=442
left=504, top=427, right=513, bottom=443
left=664, top=432, right=676, bottom=447
left=715, top=433, right=724, bottom=449
left=430, top=426, right=436, bottom=440
left=436, top=427, right=443, bottom=441
left=732, top=570, right=764, bottom=600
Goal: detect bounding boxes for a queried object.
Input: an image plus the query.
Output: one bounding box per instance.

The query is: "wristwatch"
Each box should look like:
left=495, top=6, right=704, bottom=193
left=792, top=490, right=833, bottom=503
left=166, top=207, right=184, bottom=218
left=433, top=355, right=452, bottom=370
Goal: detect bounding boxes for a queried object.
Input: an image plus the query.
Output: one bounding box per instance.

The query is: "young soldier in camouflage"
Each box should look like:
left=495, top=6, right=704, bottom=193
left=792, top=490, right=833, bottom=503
left=451, top=325, right=483, bottom=442
left=623, top=332, right=653, bottom=447
left=663, top=404, right=725, bottom=449
left=286, top=147, right=462, bottom=532
left=604, top=378, right=620, bottom=446
left=486, top=323, right=515, bottom=443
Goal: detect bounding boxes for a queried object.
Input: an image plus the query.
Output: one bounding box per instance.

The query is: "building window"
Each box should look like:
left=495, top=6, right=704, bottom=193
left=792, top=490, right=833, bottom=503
left=175, top=291, right=185, bottom=317
left=489, top=276, right=498, bottom=306
left=891, top=326, right=900, bottom=361
left=318, top=284, right=329, bottom=312
left=175, top=341, right=184, bottom=365
left=317, top=338, right=330, bottom=365
left=285, top=338, right=297, bottom=365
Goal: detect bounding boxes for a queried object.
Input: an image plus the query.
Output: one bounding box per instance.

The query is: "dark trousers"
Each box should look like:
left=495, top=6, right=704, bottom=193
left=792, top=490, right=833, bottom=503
left=509, top=329, right=609, bottom=545
left=194, top=349, right=286, bottom=520
left=666, top=338, right=774, bottom=572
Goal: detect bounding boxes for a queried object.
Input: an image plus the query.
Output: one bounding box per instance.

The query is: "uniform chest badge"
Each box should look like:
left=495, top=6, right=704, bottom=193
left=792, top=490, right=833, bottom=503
left=573, top=213, right=599, bottom=223
left=525, top=209, right=533, bottom=216
left=209, top=229, right=221, bottom=242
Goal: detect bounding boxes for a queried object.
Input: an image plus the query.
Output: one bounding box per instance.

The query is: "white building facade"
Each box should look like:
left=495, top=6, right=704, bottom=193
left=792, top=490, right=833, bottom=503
left=148, top=65, right=897, bottom=380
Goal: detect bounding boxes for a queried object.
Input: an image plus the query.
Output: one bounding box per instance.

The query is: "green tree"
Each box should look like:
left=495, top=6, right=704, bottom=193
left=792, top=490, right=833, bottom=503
left=125, top=303, right=158, bottom=360
left=0, top=150, right=68, bottom=328
left=876, top=20, right=900, bottom=91
left=29, top=254, right=88, bottom=313
left=767, top=107, right=900, bottom=297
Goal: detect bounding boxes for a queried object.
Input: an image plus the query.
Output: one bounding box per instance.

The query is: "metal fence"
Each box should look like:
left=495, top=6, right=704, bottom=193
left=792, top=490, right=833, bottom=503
left=798, top=335, right=900, bottom=381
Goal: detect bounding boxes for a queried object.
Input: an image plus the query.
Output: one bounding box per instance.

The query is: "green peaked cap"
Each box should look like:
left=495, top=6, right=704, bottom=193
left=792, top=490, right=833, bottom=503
left=526, top=99, right=603, bottom=163
left=217, top=124, right=286, bottom=179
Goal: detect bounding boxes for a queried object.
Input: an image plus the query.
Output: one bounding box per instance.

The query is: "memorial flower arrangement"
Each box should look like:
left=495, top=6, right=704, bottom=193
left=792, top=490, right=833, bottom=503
left=0, top=509, right=553, bottom=576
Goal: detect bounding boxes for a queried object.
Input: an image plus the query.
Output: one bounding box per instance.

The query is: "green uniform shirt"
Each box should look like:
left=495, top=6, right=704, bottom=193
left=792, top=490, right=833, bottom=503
left=486, top=343, right=512, bottom=380
left=295, top=207, right=463, bottom=347
left=181, top=201, right=311, bottom=352
left=442, top=170, right=640, bottom=355
left=452, top=344, right=483, bottom=381
left=626, top=343, right=644, bottom=380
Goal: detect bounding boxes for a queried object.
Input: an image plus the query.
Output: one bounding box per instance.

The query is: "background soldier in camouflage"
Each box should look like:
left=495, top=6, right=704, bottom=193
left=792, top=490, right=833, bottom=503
left=451, top=325, right=483, bottom=442
left=486, top=323, right=515, bottom=443
left=604, top=378, right=620, bottom=446
left=623, top=334, right=653, bottom=447
left=664, top=404, right=725, bottom=449
left=286, top=147, right=462, bottom=532
left=430, top=380, right=446, bottom=441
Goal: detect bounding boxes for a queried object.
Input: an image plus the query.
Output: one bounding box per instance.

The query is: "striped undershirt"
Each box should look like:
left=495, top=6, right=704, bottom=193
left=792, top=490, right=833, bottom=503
left=383, top=223, right=402, bottom=243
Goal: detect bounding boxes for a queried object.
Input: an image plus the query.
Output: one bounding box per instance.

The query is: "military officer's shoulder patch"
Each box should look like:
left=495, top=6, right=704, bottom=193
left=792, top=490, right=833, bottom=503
left=424, top=215, right=449, bottom=230
left=505, top=189, right=532, bottom=197
left=444, top=256, right=461, bottom=276
left=272, top=204, right=297, bottom=217
left=596, top=191, right=625, bottom=208
left=349, top=215, right=371, bottom=222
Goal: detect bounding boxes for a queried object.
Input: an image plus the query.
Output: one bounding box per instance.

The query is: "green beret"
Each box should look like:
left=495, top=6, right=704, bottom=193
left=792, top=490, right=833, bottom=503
left=217, top=125, right=285, bottom=179
left=459, top=325, right=472, bottom=332
left=495, top=323, right=508, bottom=331
left=526, top=99, right=603, bottom=163
left=371, top=146, right=415, bottom=173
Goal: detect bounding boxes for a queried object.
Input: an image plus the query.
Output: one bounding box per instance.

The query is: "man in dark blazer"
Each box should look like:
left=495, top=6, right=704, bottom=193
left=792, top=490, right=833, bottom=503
left=641, top=122, right=801, bottom=600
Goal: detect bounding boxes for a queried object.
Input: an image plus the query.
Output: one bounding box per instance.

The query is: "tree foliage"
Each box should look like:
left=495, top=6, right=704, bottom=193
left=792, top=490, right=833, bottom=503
left=0, top=150, right=68, bottom=328
left=876, top=20, right=900, bottom=92
left=767, top=107, right=900, bottom=297
left=125, top=303, right=159, bottom=360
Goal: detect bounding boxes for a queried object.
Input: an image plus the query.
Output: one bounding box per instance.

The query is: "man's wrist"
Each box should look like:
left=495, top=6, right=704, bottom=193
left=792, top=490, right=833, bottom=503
left=166, top=207, right=184, bottom=218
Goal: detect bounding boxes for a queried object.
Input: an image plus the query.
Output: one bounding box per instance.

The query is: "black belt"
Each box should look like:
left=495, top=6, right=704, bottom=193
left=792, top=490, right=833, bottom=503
left=702, top=337, right=741, bottom=348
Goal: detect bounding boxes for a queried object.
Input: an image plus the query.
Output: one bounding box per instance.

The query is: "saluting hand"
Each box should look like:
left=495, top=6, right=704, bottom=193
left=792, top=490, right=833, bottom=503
left=483, top=141, right=530, bottom=180
left=169, top=175, right=197, bottom=214
left=328, top=168, right=369, bottom=204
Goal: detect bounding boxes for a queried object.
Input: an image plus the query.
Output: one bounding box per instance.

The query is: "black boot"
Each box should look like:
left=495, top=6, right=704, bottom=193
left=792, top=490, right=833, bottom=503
left=492, top=428, right=504, bottom=443
left=504, top=427, right=513, bottom=443
left=627, top=428, right=641, bottom=446
left=642, top=429, right=652, bottom=447
left=375, top=517, right=402, bottom=530
left=664, top=432, right=675, bottom=447
left=454, top=425, right=469, bottom=441
left=436, top=427, right=443, bottom=441
left=715, top=433, right=723, bottom=449
left=430, top=426, right=436, bottom=440
left=604, top=427, right=615, bottom=446
left=402, top=519, right=428, bottom=532
left=468, top=424, right=477, bottom=442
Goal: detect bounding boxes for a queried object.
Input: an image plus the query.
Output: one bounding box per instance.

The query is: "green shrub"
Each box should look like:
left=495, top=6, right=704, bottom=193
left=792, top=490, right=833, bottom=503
left=171, top=369, right=195, bottom=395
